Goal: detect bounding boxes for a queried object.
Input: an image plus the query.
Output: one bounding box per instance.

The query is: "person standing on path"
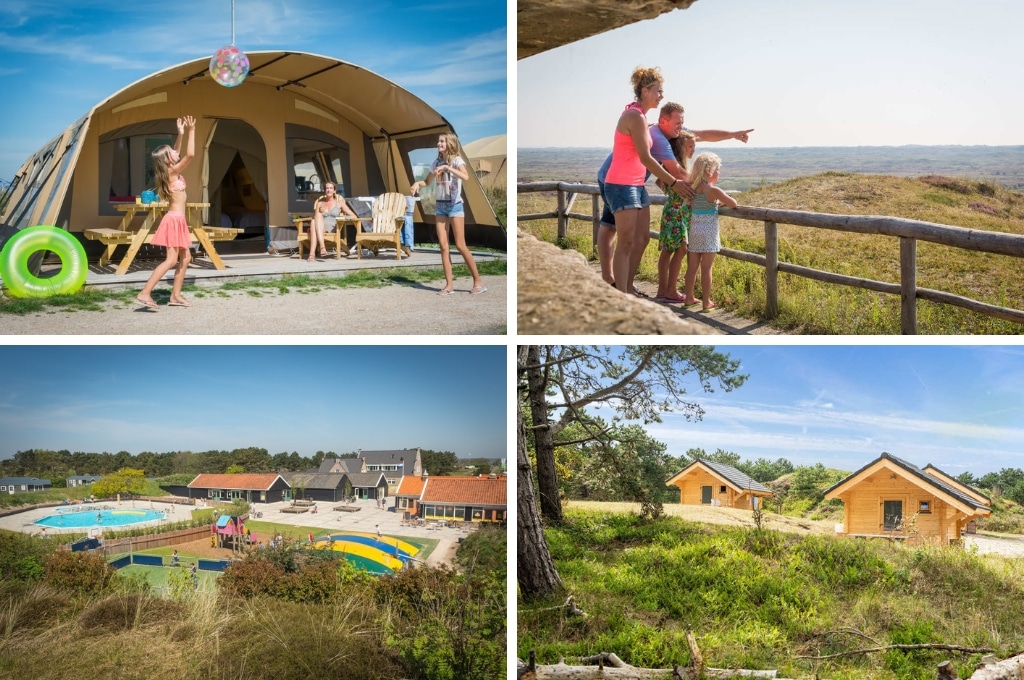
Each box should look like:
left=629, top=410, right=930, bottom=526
left=137, top=115, right=197, bottom=310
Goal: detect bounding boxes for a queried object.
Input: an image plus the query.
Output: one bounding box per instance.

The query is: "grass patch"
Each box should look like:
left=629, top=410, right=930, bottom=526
left=0, top=261, right=506, bottom=316
left=519, top=173, right=1024, bottom=334
left=519, top=508, right=1024, bottom=679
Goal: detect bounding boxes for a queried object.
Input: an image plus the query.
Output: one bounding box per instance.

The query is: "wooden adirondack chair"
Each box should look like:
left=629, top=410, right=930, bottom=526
left=355, top=192, right=407, bottom=260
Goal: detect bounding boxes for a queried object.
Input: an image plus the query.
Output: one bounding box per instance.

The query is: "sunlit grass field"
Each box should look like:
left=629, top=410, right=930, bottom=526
left=519, top=508, right=1024, bottom=680
left=518, top=172, right=1024, bottom=334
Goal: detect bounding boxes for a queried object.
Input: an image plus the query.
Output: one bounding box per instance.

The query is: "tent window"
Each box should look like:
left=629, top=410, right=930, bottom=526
left=284, top=126, right=350, bottom=213
left=97, top=120, right=176, bottom=215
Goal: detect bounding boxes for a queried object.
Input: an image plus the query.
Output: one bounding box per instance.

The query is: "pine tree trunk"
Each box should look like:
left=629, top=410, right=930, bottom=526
left=518, top=346, right=564, bottom=600
left=526, top=345, right=563, bottom=524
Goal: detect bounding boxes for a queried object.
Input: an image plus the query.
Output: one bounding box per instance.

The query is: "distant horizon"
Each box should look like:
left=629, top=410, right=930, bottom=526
left=519, top=0, right=1024, bottom=149
left=520, top=144, right=1024, bottom=150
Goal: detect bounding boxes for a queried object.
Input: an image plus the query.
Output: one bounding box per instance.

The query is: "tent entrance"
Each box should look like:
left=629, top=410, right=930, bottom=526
left=204, top=119, right=268, bottom=244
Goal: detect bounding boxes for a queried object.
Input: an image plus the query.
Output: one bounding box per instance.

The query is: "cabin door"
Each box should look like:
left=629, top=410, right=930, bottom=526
left=883, top=500, right=903, bottom=531
left=701, top=486, right=713, bottom=504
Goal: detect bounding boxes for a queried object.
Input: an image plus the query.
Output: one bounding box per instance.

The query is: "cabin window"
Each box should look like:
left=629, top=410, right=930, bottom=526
left=719, top=485, right=727, bottom=494
left=883, top=500, right=903, bottom=531
left=919, top=501, right=931, bottom=513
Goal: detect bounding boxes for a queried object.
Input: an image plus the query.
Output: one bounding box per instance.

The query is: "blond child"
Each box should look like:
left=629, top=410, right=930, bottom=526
left=682, top=152, right=738, bottom=310
left=655, top=131, right=697, bottom=301
left=136, top=115, right=196, bottom=309
left=411, top=133, right=485, bottom=295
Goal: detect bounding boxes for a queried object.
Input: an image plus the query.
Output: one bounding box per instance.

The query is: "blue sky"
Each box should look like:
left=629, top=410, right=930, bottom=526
left=519, top=0, right=1024, bottom=148
left=0, top=0, right=506, bottom=183
left=589, top=345, right=1024, bottom=477
left=0, top=345, right=507, bottom=460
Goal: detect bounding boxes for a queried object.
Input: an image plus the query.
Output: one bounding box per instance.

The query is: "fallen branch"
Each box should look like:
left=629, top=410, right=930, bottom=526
left=963, top=650, right=1024, bottom=679
left=521, top=595, right=587, bottom=618
left=797, top=643, right=993, bottom=661
left=519, top=633, right=789, bottom=679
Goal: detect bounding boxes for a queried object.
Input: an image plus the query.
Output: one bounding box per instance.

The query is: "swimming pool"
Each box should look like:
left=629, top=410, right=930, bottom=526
left=36, top=508, right=165, bottom=529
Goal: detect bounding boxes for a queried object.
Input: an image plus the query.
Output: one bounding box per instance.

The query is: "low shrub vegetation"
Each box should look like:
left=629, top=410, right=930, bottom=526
left=519, top=509, right=1024, bottom=679
left=0, top=521, right=506, bottom=680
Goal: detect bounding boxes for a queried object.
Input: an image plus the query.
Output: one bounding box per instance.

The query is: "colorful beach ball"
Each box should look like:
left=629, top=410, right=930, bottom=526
left=209, top=45, right=249, bottom=88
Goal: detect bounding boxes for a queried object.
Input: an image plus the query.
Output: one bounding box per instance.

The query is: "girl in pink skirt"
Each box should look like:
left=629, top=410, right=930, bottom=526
left=137, top=115, right=196, bottom=309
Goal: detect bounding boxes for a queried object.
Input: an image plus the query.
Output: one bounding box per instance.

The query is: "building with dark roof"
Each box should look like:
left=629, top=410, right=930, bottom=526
left=66, top=475, right=102, bottom=487
left=318, top=448, right=422, bottom=489
left=187, top=473, right=290, bottom=504
left=824, top=452, right=991, bottom=544
left=666, top=459, right=772, bottom=509
left=0, top=476, right=52, bottom=494
left=280, top=472, right=353, bottom=503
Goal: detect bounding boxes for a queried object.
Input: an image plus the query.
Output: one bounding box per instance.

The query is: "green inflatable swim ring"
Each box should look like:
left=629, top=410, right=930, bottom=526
left=0, top=225, right=88, bottom=298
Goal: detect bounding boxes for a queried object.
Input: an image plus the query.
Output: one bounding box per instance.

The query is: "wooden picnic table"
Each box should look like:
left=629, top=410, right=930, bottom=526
left=84, top=202, right=241, bottom=275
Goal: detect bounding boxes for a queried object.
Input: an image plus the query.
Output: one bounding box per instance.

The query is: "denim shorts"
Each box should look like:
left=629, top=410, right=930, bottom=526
left=435, top=200, right=465, bottom=218
left=598, top=181, right=616, bottom=230
left=604, top=183, right=650, bottom=213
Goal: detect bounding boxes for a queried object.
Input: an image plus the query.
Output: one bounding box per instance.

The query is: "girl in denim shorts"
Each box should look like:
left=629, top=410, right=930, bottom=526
left=411, top=133, right=486, bottom=295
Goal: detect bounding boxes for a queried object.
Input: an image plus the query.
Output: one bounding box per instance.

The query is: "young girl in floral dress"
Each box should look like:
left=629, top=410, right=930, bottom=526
left=655, top=131, right=697, bottom=301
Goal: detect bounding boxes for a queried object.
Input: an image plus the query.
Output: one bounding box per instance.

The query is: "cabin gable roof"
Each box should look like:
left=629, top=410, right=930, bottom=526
left=666, top=459, right=772, bottom=495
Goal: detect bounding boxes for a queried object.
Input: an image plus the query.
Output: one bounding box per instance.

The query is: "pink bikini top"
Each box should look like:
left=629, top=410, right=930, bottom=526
left=170, top=176, right=186, bottom=192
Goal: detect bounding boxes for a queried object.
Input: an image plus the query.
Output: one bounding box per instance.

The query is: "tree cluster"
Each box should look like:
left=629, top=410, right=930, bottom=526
left=518, top=345, right=747, bottom=601
left=0, top=447, right=330, bottom=480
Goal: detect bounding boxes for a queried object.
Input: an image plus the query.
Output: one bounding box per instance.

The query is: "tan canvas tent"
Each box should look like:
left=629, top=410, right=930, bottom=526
left=462, top=134, right=506, bottom=190
left=0, top=51, right=505, bottom=253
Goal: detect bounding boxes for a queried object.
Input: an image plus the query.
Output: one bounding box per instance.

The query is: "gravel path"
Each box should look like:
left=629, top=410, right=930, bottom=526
left=0, top=275, right=506, bottom=335
left=966, top=533, right=1024, bottom=557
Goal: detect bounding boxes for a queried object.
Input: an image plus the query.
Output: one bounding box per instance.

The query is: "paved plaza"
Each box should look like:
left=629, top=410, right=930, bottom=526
left=0, top=496, right=480, bottom=566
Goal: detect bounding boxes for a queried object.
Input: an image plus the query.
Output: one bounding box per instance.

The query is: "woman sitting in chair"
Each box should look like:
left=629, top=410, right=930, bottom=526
left=308, top=181, right=358, bottom=261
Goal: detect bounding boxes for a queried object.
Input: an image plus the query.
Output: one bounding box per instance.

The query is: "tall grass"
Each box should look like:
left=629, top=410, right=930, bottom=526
left=519, top=509, right=1024, bottom=679
left=0, top=520, right=506, bottom=680
left=518, top=172, right=1024, bottom=334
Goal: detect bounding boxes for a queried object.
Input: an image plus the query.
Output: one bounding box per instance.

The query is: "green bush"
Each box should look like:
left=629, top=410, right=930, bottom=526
left=220, top=557, right=286, bottom=599
left=43, top=549, right=117, bottom=596
left=380, top=566, right=506, bottom=680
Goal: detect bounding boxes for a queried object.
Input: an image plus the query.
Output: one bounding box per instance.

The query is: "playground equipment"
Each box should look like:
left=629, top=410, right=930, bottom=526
left=311, top=532, right=420, bottom=575
left=213, top=515, right=248, bottom=552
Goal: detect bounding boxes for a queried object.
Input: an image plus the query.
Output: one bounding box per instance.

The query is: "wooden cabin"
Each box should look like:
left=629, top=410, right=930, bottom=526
left=666, top=460, right=772, bottom=509
left=824, top=452, right=991, bottom=544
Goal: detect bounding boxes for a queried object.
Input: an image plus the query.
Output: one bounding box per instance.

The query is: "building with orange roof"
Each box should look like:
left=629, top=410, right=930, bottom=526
left=416, top=474, right=507, bottom=523
left=187, top=473, right=290, bottom=504
left=394, top=473, right=427, bottom=516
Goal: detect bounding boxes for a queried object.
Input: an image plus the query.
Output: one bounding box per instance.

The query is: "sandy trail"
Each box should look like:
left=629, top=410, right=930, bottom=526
left=0, top=275, right=507, bottom=335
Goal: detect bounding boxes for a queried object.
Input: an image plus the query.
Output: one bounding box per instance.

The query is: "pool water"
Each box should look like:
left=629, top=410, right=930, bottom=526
left=36, top=508, right=165, bottom=529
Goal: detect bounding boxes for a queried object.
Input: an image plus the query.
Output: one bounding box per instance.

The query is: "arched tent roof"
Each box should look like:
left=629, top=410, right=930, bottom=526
left=463, top=134, right=507, bottom=191
left=463, top=134, right=507, bottom=159
left=1, top=51, right=504, bottom=249
left=97, top=51, right=451, bottom=139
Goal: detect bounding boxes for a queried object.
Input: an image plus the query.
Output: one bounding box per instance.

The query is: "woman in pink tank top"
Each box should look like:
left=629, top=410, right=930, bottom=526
left=606, top=67, right=683, bottom=296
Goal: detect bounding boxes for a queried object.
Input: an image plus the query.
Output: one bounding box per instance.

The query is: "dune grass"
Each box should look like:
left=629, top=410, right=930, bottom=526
left=518, top=172, right=1024, bottom=334
left=519, top=508, right=1024, bottom=679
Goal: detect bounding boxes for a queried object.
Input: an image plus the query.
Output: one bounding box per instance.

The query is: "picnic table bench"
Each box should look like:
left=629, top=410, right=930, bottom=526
left=83, top=202, right=242, bottom=273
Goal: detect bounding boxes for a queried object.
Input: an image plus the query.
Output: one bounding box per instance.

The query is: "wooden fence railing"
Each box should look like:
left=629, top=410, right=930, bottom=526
left=518, top=181, right=1024, bottom=334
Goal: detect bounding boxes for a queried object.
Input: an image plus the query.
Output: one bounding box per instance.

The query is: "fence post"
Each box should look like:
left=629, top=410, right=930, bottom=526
left=556, top=187, right=568, bottom=241
left=900, top=237, right=918, bottom=334
left=592, top=194, right=600, bottom=257
left=764, top=221, right=779, bottom=318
